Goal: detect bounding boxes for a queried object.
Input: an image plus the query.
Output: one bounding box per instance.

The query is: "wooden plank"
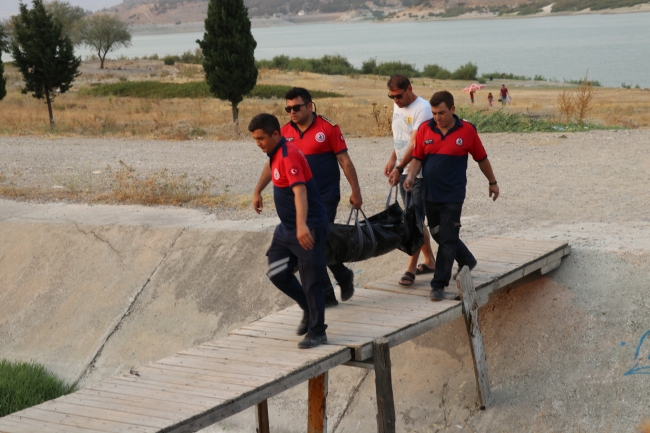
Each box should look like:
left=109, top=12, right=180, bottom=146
left=373, top=338, right=396, bottom=433
left=3, top=407, right=156, bottom=433
left=541, top=259, right=562, bottom=274
left=457, top=266, right=491, bottom=409
left=162, top=349, right=351, bottom=433
left=74, top=389, right=205, bottom=416
left=352, top=303, right=463, bottom=361
left=0, top=416, right=108, bottom=433
left=256, top=400, right=270, bottom=433
left=307, top=372, right=328, bottom=433
left=89, top=380, right=225, bottom=408
left=57, top=393, right=189, bottom=421
left=29, top=400, right=171, bottom=430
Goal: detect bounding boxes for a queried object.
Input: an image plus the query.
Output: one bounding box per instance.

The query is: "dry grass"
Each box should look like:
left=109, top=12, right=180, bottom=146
left=0, top=62, right=648, bottom=140
left=0, top=163, right=272, bottom=210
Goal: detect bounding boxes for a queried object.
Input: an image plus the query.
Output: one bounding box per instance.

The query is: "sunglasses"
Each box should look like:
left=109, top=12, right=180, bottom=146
left=387, top=91, right=406, bottom=100
left=284, top=103, right=308, bottom=113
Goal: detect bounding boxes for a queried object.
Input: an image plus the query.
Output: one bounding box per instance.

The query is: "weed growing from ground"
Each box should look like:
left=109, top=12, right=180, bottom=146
left=0, top=359, right=76, bottom=417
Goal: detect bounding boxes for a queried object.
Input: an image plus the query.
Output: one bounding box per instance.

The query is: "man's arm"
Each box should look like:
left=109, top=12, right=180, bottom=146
left=478, top=158, right=499, bottom=201
left=403, top=159, right=423, bottom=191
left=253, top=162, right=272, bottom=214
left=384, top=150, right=397, bottom=177
left=292, top=184, right=314, bottom=250
left=336, top=152, right=362, bottom=209
left=388, top=128, right=418, bottom=186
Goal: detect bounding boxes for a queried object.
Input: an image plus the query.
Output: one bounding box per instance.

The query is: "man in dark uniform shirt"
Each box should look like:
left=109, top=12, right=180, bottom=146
left=404, top=91, right=500, bottom=301
left=253, top=88, right=363, bottom=306
left=248, top=113, right=330, bottom=349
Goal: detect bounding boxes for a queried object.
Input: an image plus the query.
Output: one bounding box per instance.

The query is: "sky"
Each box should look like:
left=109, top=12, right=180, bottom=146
left=0, top=0, right=123, bottom=20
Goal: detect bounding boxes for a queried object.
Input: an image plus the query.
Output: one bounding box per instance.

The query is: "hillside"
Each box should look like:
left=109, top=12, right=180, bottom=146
left=107, top=0, right=650, bottom=26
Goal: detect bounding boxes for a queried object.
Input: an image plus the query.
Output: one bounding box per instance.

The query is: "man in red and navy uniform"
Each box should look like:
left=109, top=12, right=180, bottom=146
left=248, top=113, right=330, bottom=349
left=404, top=91, right=500, bottom=301
left=253, top=88, right=362, bottom=306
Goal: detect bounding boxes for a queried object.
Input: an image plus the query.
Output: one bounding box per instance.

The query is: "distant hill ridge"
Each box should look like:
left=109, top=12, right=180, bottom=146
left=107, top=0, right=650, bottom=25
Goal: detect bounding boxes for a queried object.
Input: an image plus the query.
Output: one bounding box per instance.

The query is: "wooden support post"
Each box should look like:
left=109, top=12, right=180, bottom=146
left=456, top=265, right=492, bottom=409
left=373, top=338, right=396, bottom=433
left=308, top=372, right=328, bottom=433
left=256, top=400, right=269, bottom=433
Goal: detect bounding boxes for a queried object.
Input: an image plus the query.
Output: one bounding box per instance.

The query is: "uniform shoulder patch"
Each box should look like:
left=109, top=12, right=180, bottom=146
left=319, top=115, right=337, bottom=126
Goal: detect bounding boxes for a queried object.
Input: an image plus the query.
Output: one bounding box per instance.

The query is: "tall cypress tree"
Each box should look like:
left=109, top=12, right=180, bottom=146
left=0, top=25, right=7, bottom=101
left=197, top=0, right=258, bottom=123
left=11, top=0, right=81, bottom=128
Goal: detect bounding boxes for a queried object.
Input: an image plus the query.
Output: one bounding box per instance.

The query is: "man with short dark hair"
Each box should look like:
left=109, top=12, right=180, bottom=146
left=386, top=74, right=437, bottom=287
left=404, top=90, right=500, bottom=301
left=253, top=87, right=362, bottom=305
left=248, top=113, right=330, bottom=349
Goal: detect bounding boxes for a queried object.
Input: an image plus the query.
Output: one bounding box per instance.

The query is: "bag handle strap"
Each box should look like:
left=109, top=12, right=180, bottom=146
left=346, top=207, right=377, bottom=262
left=385, top=185, right=398, bottom=209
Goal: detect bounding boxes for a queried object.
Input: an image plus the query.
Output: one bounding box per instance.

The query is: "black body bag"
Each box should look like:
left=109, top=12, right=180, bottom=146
left=325, top=187, right=404, bottom=265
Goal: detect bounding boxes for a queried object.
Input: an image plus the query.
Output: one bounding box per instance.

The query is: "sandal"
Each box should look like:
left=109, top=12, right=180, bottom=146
left=399, top=271, right=415, bottom=287
left=416, top=263, right=435, bottom=275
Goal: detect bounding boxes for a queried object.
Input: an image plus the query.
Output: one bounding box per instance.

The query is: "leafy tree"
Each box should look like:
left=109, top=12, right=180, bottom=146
left=45, top=0, right=88, bottom=44
left=11, top=0, right=81, bottom=128
left=79, top=14, right=131, bottom=69
left=197, top=0, right=258, bottom=123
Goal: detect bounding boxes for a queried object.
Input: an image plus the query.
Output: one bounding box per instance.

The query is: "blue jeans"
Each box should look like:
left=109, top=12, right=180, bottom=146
left=267, top=224, right=330, bottom=336
left=425, top=201, right=476, bottom=290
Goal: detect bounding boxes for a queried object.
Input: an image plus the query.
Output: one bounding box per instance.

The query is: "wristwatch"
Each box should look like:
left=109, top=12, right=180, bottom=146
left=395, top=166, right=404, bottom=174
left=489, top=180, right=497, bottom=186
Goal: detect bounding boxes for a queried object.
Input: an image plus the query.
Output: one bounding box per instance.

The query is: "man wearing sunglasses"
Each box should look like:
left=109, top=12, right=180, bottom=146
left=385, top=75, right=437, bottom=288
left=253, top=87, right=362, bottom=306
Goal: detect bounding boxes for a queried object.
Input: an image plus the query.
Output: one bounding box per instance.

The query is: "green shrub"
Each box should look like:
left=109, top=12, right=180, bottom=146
left=451, top=62, right=478, bottom=80
left=477, top=77, right=486, bottom=84
left=456, top=107, right=615, bottom=133
left=256, top=54, right=357, bottom=75
left=0, top=360, right=76, bottom=417
left=80, top=81, right=344, bottom=99
left=163, top=57, right=175, bottom=65
left=480, top=71, right=531, bottom=81
left=361, top=58, right=377, bottom=74
left=374, top=61, right=420, bottom=78
left=422, top=63, right=451, bottom=79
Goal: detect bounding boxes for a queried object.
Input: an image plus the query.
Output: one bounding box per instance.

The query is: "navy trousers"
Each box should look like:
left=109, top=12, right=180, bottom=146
left=322, top=196, right=352, bottom=298
left=424, top=201, right=477, bottom=290
left=267, top=224, right=330, bottom=336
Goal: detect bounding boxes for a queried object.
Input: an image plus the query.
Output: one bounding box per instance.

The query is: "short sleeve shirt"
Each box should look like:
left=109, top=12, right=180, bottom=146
left=392, top=96, right=433, bottom=177
left=281, top=115, right=348, bottom=201
left=268, top=138, right=328, bottom=229
left=413, top=116, right=487, bottom=203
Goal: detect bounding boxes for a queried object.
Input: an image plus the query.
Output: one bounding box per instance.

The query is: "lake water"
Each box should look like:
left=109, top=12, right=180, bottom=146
left=77, top=12, right=650, bottom=88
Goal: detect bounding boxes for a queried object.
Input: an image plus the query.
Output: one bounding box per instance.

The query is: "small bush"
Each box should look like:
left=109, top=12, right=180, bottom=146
left=80, top=82, right=344, bottom=99
left=163, top=57, right=175, bottom=65
left=451, top=62, right=478, bottom=80
left=0, top=360, right=76, bottom=417
left=422, top=63, right=451, bottom=79
left=374, top=61, right=420, bottom=78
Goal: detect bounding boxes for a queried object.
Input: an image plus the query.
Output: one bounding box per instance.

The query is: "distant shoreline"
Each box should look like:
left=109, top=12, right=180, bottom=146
left=127, top=5, right=650, bottom=34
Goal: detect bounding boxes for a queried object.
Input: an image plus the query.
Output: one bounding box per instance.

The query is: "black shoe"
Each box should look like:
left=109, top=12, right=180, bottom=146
left=325, top=296, right=339, bottom=308
left=453, top=261, right=477, bottom=280
left=296, top=314, right=308, bottom=336
left=298, top=333, right=327, bottom=349
left=338, top=268, right=355, bottom=302
left=430, top=288, right=445, bottom=302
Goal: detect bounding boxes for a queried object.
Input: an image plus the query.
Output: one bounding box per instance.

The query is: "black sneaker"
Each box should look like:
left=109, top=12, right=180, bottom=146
left=296, top=314, right=308, bottom=336
left=430, top=288, right=445, bottom=302
left=339, top=269, right=355, bottom=302
left=298, top=333, right=327, bottom=349
left=325, top=296, right=339, bottom=308
left=453, top=261, right=477, bottom=280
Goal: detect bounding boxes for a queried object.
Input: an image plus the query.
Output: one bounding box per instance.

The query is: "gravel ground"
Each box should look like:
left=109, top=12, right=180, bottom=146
left=2, top=129, right=649, bottom=234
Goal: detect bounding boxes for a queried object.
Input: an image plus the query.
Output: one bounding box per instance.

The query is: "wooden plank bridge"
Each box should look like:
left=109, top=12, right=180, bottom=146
left=0, top=236, right=571, bottom=433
